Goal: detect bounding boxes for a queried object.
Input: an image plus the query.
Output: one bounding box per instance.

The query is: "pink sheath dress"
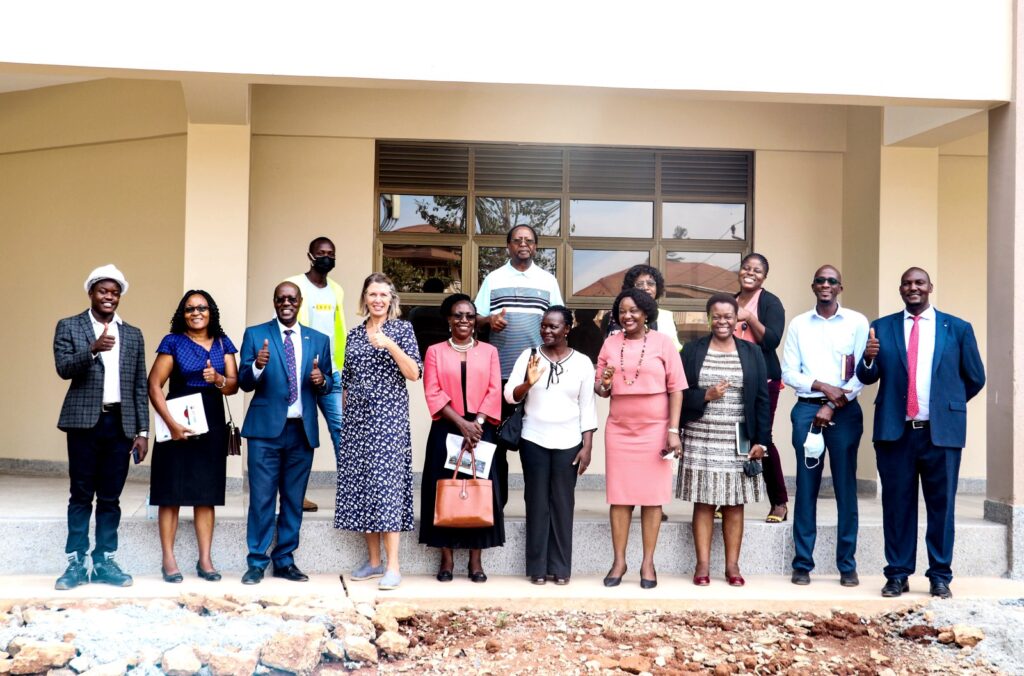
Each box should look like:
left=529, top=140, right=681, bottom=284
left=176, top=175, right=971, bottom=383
left=597, top=331, right=687, bottom=505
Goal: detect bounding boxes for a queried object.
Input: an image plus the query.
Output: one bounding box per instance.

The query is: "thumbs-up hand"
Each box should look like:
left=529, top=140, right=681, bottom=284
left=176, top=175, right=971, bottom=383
left=91, top=322, right=116, bottom=354
left=491, top=307, right=509, bottom=332
left=202, top=358, right=218, bottom=384
left=255, top=338, right=270, bottom=368
left=310, top=354, right=325, bottom=387
left=864, top=326, right=880, bottom=361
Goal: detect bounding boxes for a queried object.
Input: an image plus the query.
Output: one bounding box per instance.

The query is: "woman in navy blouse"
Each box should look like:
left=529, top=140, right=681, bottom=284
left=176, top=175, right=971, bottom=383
left=148, top=290, right=238, bottom=583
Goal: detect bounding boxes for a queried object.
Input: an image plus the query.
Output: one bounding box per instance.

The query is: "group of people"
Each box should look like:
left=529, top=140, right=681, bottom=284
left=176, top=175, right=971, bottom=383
left=52, top=224, right=985, bottom=599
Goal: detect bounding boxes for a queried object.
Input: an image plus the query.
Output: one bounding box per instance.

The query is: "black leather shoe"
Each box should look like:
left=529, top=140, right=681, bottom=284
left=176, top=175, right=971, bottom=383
left=241, top=566, right=265, bottom=585
left=881, top=578, right=909, bottom=597
left=272, top=563, right=309, bottom=582
left=161, top=566, right=184, bottom=584
left=839, top=570, right=860, bottom=587
left=791, top=570, right=810, bottom=585
left=603, top=566, right=626, bottom=588
left=54, top=554, right=89, bottom=591
left=468, top=565, right=487, bottom=583
left=930, top=580, right=953, bottom=599
left=91, top=554, right=133, bottom=587
left=436, top=569, right=454, bottom=583
left=196, top=563, right=222, bottom=582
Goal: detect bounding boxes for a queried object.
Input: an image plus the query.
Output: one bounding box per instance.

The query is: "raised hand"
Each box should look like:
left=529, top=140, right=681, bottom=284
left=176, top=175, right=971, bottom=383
left=202, top=359, right=218, bottom=384
left=255, top=338, right=270, bottom=368
left=705, top=379, right=729, bottom=402
left=91, top=322, right=116, bottom=354
left=310, top=355, right=325, bottom=387
left=370, top=329, right=393, bottom=350
left=491, top=307, right=508, bottom=332
left=864, top=327, right=879, bottom=361
left=525, top=352, right=546, bottom=386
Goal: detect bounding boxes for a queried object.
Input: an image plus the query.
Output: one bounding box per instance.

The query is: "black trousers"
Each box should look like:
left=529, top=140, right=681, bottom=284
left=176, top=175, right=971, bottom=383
left=65, top=411, right=132, bottom=560
left=495, top=380, right=514, bottom=508
left=520, top=438, right=580, bottom=578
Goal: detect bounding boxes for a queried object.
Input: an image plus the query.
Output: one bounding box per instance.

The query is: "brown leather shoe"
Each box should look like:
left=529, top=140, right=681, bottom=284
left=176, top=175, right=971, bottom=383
left=302, top=498, right=318, bottom=512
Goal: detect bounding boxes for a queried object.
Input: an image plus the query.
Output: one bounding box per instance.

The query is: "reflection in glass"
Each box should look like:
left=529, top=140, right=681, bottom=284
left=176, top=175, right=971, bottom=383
left=379, top=194, right=466, bottom=234
left=569, top=200, right=653, bottom=238
left=663, top=203, right=745, bottom=240
left=663, top=252, right=741, bottom=299
left=401, top=305, right=450, bottom=360
left=477, top=247, right=557, bottom=287
left=382, top=244, right=462, bottom=294
left=567, top=306, right=605, bottom=365
left=572, top=250, right=650, bottom=296
left=476, top=197, right=560, bottom=236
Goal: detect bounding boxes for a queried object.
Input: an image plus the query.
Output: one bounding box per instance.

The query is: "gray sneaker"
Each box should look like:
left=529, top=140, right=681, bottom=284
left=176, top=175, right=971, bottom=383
left=378, top=570, right=402, bottom=590
left=55, top=553, right=89, bottom=590
left=350, top=561, right=386, bottom=581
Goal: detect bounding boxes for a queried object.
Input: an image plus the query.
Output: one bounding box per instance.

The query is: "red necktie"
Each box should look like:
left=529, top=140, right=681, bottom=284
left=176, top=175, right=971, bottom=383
left=906, top=316, right=920, bottom=419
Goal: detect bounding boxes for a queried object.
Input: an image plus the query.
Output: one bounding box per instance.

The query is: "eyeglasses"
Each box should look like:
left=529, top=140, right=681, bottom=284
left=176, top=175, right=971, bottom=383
left=451, top=312, right=477, bottom=320
left=274, top=295, right=300, bottom=305
left=813, top=276, right=840, bottom=286
left=634, top=280, right=657, bottom=289
left=509, top=237, right=536, bottom=245
left=184, top=305, right=210, bottom=314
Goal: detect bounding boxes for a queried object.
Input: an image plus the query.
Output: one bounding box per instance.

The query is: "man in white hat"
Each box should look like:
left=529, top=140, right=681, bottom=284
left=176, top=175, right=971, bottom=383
left=52, top=264, right=149, bottom=589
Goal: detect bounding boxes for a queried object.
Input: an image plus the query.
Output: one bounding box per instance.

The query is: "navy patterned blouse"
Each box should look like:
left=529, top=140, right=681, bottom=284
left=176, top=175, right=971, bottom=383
left=156, top=333, right=238, bottom=388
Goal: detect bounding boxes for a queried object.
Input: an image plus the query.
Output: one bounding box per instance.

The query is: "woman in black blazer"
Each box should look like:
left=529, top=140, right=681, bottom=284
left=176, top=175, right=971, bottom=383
left=677, top=293, right=771, bottom=587
left=734, top=253, right=789, bottom=523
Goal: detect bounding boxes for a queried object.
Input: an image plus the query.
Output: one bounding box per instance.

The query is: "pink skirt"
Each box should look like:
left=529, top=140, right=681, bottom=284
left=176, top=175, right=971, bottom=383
left=604, top=392, right=672, bottom=506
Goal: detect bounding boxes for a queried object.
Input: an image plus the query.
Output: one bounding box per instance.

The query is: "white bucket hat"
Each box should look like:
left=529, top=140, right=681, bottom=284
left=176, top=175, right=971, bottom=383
left=84, top=264, right=129, bottom=295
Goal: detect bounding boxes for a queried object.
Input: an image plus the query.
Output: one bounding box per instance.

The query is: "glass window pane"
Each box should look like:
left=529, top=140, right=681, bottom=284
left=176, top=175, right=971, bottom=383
left=569, top=200, right=653, bottom=238
left=401, top=304, right=449, bottom=359
left=475, top=197, right=560, bottom=236
left=663, top=202, right=745, bottom=240
left=382, top=244, right=462, bottom=294
left=566, top=305, right=604, bottom=365
left=663, top=252, right=741, bottom=299
left=572, top=250, right=650, bottom=297
left=379, top=194, right=466, bottom=234
left=477, top=247, right=557, bottom=287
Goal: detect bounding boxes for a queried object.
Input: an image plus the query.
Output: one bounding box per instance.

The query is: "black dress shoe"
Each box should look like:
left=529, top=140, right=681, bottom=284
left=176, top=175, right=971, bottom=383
left=930, top=580, right=953, bottom=599
left=161, top=566, right=184, bottom=584
left=436, top=569, right=454, bottom=582
left=468, top=565, right=487, bottom=583
left=640, top=577, right=658, bottom=590
left=241, top=566, right=265, bottom=585
left=272, top=564, right=310, bottom=582
left=196, top=563, right=222, bottom=581
left=603, top=566, right=626, bottom=587
left=881, top=578, right=909, bottom=597
left=839, top=570, right=860, bottom=587
left=791, top=570, right=810, bottom=585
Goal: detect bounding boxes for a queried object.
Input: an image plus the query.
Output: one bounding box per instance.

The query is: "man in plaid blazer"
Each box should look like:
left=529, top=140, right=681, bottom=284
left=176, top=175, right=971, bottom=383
left=52, top=264, right=149, bottom=590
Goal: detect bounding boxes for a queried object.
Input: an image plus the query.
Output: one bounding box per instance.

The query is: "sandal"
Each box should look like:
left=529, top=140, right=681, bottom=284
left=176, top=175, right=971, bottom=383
left=765, top=505, right=789, bottom=523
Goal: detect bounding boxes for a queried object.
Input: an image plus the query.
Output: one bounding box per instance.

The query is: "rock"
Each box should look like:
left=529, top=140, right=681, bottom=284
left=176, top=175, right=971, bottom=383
left=376, top=631, right=410, bottom=658
left=619, top=655, right=652, bottom=674
left=178, top=594, right=208, bottom=614
left=713, top=664, right=735, bottom=676
left=870, top=649, right=890, bottom=664
left=356, top=603, right=375, bottom=619
left=161, top=645, right=202, bottom=676
left=280, top=607, right=324, bottom=623
left=343, top=637, right=378, bottom=665
left=655, top=646, right=675, bottom=659
left=203, top=598, right=241, bottom=615
left=937, top=631, right=955, bottom=644
left=22, top=609, right=63, bottom=625
left=260, top=625, right=327, bottom=676
left=6, top=638, right=29, bottom=657
left=10, top=642, right=77, bottom=674
left=79, top=660, right=127, bottom=676
left=372, top=613, right=399, bottom=634
left=46, top=669, right=74, bottom=676
left=584, top=660, right=601, bottom=672
left=0, top=653, right=7, bottom=661
left=593, top=655, right=618, bottom=670
left=484, top=639, right=501, bottom=654
left=376, top=602, right=415, bottom=622
left=322, top=640, right=346, bottom=662
left=902, top=625, right=939, bottom=641
left=0, top=663, right=9, bottom=676
left=135, top=647, right=161, bottom=668
left=258, top=596, right=291, bottom=608
left=338, top=617, right=376, bottom=640
left=952, top=624, right=985, bottom=647
left=68, top=656, right=92, bottom=673
left=206, top=650, right=258, bottom=676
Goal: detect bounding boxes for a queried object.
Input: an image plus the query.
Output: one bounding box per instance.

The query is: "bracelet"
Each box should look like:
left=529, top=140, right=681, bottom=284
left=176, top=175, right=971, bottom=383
left=215, top=376, right=226, bottom=389
left=667, top=427, right=680, bottom=434
left=600, top=382, right=611, bottom=392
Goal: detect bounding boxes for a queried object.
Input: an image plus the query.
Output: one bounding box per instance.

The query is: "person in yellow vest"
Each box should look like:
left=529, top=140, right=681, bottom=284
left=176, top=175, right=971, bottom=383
left=285, top=237, right=347, bottom=511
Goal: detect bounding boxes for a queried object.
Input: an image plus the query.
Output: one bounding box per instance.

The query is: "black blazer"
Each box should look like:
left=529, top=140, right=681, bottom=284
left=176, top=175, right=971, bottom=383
left=680, top=335, right=771, bottom=447
left=735, top=288, right=785, bottom=381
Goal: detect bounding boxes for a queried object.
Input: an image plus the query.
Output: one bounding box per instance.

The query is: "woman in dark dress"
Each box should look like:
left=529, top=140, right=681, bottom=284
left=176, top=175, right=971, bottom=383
left=148, top=290, right=238, bottom=583
left=420, top=294, right=504, bottom=582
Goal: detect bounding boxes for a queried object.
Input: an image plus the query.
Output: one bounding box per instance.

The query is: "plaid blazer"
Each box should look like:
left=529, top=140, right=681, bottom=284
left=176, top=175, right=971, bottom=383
left=54, top=310, right=149, bottom=437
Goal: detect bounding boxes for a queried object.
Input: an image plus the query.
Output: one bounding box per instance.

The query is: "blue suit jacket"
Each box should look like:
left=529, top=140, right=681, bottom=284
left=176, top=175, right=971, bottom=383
left=856, top=310, right=985, bottom=448
left=238, top=320, right=333, bottom=448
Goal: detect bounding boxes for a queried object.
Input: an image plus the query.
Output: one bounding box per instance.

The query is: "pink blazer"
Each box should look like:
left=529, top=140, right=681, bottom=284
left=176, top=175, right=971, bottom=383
left=423, top=341, right=503, bottom=423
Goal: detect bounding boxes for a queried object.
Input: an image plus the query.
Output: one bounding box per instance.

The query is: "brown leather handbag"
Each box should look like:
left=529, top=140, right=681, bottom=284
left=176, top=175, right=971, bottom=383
left=434, top=445, right=494, bottom=528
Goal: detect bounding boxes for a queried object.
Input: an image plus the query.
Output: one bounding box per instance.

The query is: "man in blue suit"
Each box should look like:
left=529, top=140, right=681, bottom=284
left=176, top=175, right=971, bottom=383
left=857, top=267, right=985, bottom=599
left=238, top=281, right=332, bottom=584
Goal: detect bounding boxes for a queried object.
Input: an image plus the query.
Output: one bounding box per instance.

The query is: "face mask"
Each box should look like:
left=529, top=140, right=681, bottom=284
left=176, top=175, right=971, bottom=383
left=803, top=425, right=825, bottom=470
left=311, top=255, right=335, bottom=273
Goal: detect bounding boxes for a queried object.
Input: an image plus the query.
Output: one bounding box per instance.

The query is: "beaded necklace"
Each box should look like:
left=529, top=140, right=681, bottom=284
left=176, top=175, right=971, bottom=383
left=618, top=327, right=648, bottom=386
left=447, top=337, right=475, bottom=353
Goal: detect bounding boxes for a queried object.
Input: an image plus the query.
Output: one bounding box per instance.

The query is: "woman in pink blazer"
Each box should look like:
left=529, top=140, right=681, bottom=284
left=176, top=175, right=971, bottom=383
left=419, top=294, right=505, bottom=583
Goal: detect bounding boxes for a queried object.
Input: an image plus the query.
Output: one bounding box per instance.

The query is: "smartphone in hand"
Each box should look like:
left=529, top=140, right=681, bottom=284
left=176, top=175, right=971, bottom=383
left=132, top=447, right=141, bottom=464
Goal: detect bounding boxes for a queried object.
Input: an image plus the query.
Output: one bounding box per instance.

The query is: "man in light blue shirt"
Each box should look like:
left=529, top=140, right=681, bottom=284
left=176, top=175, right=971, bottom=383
left=782, top=264, right=868, bottom=588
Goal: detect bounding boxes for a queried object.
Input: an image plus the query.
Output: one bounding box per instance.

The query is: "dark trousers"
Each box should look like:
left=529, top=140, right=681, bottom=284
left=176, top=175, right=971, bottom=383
left=494, top=380, right=514, bottom=508
left=761, top=380, right=789, bottom=506
left=246, top=420, right=314, bottom=569
left=520, top=439, right=580, bottom=578
left=876, top=426, right=961, bottom=584
left=791, top=399, right=862, bottom=574
left=65, top=411, right=132, bottom=561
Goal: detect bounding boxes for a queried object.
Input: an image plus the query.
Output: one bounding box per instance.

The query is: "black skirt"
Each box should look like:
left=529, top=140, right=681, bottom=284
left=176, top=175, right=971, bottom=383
left=418, top=417, right=505, bottom=549
left=149, top=385, right=227, bottom=506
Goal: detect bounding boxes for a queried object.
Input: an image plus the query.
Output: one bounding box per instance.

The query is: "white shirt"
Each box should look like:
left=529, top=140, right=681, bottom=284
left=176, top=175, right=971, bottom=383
left=782, top=304, right=869, bottom=400
left=503, top=347, right=598, bottom=450
left=89, top=312, right=122, bottom=404
left=293, top=275, right=340, bottom=373
left=253, top=321, right=304, bottom=418
left=904, top=306, right=936, bottom=421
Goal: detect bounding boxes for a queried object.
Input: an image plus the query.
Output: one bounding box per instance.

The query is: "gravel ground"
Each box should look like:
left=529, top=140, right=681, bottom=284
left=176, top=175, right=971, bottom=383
left=900, top=597, right=1024, bottom=674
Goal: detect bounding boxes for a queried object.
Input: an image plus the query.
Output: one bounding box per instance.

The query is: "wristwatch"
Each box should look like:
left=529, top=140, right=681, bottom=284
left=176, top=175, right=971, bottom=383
left=475, top=414, right=486, bottom=425
left=137, top=430, right=149, bottom=439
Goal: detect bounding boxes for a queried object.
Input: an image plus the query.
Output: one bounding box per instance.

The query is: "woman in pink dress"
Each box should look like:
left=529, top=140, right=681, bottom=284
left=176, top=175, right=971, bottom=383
left=595, top=288, right=686, bottom=589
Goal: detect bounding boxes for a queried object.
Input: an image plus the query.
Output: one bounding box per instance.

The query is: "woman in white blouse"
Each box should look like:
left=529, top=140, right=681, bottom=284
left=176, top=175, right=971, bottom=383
left=505, top=306, right=598, bottom=585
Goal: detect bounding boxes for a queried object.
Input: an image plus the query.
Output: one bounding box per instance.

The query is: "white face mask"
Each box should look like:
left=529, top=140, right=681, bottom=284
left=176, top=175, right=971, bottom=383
left=803, top=425, right=825, bottom=469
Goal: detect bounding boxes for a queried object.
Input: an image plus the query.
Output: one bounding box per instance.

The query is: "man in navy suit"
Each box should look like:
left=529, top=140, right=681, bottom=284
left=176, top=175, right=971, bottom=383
left=857, top=267, right=985, bottom=599
left=238, top=281, right=332, bottom=584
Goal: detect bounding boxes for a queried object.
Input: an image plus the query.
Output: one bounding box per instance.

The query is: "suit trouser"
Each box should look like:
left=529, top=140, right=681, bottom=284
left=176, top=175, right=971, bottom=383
left=520, top=439, right=580, bottom=578
left=761, top=380, right=789, bottom=507
left=876, top=425, right=961, bottom=584
left=246, top=420, right=314, bottom=569
left=65, top=411, right=132, bottom=561
left=791, top=399, right=862, bottom=574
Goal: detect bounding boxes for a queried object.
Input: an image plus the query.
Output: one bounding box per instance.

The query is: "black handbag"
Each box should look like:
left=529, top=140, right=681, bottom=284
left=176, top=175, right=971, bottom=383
left=495, top=398, right=526, bottom=450
left=743, top=459, right=762, bottom=478
left=220, top=338, right=242, bottom=457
